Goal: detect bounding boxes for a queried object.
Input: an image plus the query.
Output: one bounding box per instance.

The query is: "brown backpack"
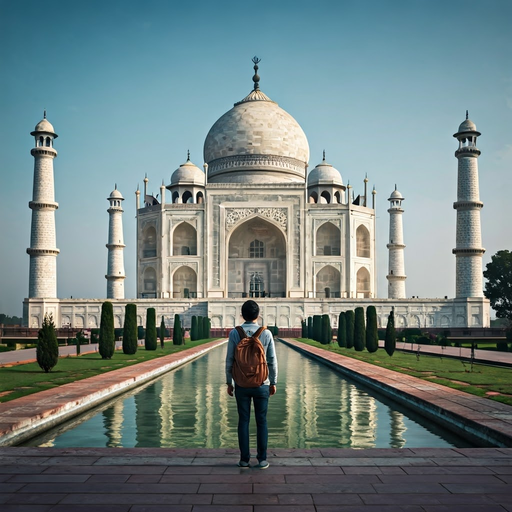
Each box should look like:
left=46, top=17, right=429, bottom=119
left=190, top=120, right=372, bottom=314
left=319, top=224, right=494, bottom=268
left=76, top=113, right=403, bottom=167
left=232, top=326, right=269, bottom=388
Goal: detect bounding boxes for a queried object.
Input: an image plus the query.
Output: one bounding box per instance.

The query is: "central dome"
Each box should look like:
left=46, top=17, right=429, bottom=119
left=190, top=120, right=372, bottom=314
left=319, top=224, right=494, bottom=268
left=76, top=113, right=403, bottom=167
left=204, top=88, right=310, bottom=184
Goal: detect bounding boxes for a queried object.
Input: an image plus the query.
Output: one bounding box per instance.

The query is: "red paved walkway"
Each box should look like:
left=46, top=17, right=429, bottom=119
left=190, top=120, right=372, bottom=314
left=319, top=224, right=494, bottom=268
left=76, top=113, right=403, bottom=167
left=0, top=446, right=511, bottom=511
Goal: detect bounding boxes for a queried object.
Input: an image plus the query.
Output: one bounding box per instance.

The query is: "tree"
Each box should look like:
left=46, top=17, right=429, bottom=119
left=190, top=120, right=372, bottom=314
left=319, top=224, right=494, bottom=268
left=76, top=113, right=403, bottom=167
left=145, top=308, right=157, bottom=350
left=137, top=325, right=145, bottom=341
left=365, top=305, right=379, bottom=353
left=36, top=313, right=59, bottom=372
left=384, top=309, right=396, bottom=356
left=484, top=250, right=512, bottom=322
left=99, top=301, right=115, bottom=359
left=337, top=312, right=347, bottom=347
left=301, top=319, right=307, bottom=338
left=313, top=315, right=321, bottom=342
left=321, top=314, right=331, bottom=344
left=123, top=303, right=138, bottom=355
left=197, top=315, right=203, bottom=340
left=307, top=317, right=313, bottom=339
left=345, top=310, right=355, bottom=349
left=190, top=315, right=198, bottom=341
left=173, top=314, right=183, bottom=345
left=160, top=316, right=166, bottom=349
left=354, top=307, right=366, bottom=351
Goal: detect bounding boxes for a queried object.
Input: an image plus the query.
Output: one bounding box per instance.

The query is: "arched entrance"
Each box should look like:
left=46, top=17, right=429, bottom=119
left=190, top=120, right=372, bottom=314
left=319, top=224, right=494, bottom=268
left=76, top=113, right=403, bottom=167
left=316, top=265, right=341, bottom=298
left=172, top=266, right=197, bottom=298
left=227, top=217, right=286, bottom=298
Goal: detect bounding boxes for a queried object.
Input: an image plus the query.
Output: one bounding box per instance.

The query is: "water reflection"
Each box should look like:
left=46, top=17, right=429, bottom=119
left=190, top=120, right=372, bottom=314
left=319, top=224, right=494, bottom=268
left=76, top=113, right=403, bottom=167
left=26, top=342, right=469, bottom=448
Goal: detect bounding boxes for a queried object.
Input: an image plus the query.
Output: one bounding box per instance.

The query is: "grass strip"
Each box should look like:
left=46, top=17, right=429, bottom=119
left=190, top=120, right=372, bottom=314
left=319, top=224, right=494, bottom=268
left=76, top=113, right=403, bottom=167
left=294, top=338, right=512, bottom=407
left=0, top=339, right=218, bottom=403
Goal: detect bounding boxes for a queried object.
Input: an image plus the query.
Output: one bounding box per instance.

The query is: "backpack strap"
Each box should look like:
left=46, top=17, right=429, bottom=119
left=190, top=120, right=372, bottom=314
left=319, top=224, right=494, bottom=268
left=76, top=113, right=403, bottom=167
left=253, top=326, right=266, bottom=338
left=235, top=326, right=246, bottom=340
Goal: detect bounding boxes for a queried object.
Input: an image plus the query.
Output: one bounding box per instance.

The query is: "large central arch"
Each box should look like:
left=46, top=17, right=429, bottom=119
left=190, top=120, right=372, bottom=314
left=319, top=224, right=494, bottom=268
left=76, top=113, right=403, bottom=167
left=227, top=216, right=287, bottom=298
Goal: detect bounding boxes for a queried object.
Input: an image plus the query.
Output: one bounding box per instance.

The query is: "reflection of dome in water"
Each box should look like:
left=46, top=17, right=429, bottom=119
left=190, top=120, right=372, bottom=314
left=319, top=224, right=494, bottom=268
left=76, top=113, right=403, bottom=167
left=203, top=64, right=309, bottom=184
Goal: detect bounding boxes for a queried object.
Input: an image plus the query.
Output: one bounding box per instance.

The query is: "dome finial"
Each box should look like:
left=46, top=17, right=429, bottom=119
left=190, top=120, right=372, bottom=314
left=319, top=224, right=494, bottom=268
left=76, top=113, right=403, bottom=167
left=187, top=149, right=190, bottom=161
left=322, top=149, right=326, bottom=161
left=43, top=109, right=47, bottom=119
left=466, top=110, right=469, bottom=120
left=252, top=56, right=261, bottom=91
left=115, top=183, right=117, bottom=190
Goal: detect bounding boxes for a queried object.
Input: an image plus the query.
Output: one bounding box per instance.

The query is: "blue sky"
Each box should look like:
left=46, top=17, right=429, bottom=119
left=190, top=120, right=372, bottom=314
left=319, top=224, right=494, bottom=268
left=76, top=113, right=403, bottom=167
left=1, top=0, right=511, bottom=316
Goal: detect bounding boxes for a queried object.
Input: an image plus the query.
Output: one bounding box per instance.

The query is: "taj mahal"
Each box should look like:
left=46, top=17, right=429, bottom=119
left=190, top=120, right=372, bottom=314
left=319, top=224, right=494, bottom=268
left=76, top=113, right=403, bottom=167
left=23, top=59, right=490, bottom=330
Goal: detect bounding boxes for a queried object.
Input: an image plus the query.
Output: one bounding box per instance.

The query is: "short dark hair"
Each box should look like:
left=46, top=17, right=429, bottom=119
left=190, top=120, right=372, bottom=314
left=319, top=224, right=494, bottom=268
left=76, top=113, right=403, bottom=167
left=241, top=300, right=259, bottom=322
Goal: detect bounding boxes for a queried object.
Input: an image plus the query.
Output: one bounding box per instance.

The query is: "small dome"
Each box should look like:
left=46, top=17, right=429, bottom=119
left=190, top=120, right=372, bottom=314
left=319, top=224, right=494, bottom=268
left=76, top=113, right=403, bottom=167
left=109, top=187, right=124, bottom=200
left=31, top=116, right=57, bottom=137
left=457, top=118, right=477, bottom=133
left=389, top=188, right=403, bottom=200
left=171, top=159, right=205, bottom=186
left=308, top=158, right=343, bottom=187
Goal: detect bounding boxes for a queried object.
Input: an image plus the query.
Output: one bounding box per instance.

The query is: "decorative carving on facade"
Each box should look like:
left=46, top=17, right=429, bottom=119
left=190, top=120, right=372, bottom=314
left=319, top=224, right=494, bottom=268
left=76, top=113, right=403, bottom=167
left=314, top=218, right=342, bottom=230
left=314, top=261, right=342, bottom=274
left=170, top=261, right=198, bottom=273
left=209, top=154, right=305, bottom=176
left=226, top=207, right=288, bottom=232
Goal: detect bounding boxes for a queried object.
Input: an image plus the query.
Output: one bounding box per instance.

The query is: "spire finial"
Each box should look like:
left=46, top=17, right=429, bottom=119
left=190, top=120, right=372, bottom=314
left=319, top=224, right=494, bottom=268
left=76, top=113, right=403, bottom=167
left=115, top=183, right=117, bottom=190
left=43, top=109, right=47, bottom=119
left=466, top=110, right=469, bottom=120
left=322, top=149, right=326, bottom=161
left=252, top=56, right=261, bottom=91
left=395, top=183, right=397, bottom=191
left=187, top=149, right=190, bottom=161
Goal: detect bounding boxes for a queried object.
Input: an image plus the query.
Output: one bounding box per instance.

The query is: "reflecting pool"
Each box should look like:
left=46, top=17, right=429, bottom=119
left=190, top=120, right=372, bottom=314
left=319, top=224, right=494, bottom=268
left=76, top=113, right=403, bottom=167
left=23, top=342, right=472, bottom=448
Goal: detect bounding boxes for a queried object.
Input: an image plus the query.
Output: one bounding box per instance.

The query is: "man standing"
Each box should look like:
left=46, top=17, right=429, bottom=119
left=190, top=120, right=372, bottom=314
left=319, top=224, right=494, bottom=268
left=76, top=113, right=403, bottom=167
left=225, top=300, right=278, bottom=469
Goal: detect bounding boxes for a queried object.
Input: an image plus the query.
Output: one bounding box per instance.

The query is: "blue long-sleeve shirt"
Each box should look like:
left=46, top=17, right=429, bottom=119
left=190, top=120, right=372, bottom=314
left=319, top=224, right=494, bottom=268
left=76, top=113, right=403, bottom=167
left=225, top=322, right=278, bottom=386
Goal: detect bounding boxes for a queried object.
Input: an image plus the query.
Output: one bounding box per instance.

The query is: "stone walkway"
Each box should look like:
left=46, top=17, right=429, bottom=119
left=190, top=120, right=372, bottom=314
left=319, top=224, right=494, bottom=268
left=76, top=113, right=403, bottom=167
left=0, top=446, right=511, bottom=511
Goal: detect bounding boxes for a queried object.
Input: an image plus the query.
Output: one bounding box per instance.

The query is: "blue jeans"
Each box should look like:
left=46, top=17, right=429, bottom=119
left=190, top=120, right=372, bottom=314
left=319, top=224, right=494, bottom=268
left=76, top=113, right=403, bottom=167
left=234, top=384, right=270, bottom=463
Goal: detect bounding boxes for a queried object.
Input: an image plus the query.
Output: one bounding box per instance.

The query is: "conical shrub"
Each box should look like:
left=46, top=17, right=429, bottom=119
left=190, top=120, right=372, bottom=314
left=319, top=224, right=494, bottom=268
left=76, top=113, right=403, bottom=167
left=36, top=313, right=59, bottom=373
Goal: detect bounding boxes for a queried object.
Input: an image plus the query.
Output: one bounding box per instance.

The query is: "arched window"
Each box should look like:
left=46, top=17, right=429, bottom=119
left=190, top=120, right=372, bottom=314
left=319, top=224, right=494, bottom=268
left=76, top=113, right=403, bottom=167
left=182, top=190, right=193, bottom=203
left=249, top=240, right=264, bottom=258
left=172, top=191, right=179, bottom=203
left=309, top=192, right=318, bottom=204
left=334, top=191, right=341, bottom=204
left=356, top=267, right=371, bottom=298
left=45, top=137, right=51, bottom=147
left=38, top=136, right=44, bottom=147
left=196, top=191, right=204, bottom=204
left=320, top=191, right=331, bottom=204
left=143, top=267, right=157, bottom=297
left=316, top=222, right=341, bottom=256
left=173, top=222, right=197, bottom=256
left=172, top=265, right=197, bottom=298
left=142, top=226, right=157, bottom=258
left=316, top=265, right=341, bottom=298
left=356, top=225, right=371, bottom=258
left=249, top=272, right=264, bottom=297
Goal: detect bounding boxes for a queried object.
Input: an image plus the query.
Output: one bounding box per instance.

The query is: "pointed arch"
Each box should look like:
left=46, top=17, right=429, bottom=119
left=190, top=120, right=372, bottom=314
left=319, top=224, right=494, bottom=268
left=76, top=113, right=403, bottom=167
left=142, top=226, right=157, bottom=258
left=172, top=222, right=197, bottom=256
left=309, top=191, right=318, bottom=204
left=182, top=190, right=193, bottom=203
left=143, top=267, right=157, bottom=297
left=172, top=265, right=197, bottom=298
left=316, top=222, right=340, bottom=256
left=316, top=265, right=341, bottom=298
left=172, top=191, right=179, bottom=203
left=356, top=225, right=371, bottom=258
left=196, top=191, right=204, bottom=204
left=356, top=267, right=371, bottom=298
left=320, top=191, right=331, bottom=204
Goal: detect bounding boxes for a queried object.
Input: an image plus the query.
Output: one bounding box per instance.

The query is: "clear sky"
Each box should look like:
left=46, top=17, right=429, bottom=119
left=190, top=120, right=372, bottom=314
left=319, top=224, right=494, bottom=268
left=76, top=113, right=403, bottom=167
left=1, top=0, right=511, bottom=317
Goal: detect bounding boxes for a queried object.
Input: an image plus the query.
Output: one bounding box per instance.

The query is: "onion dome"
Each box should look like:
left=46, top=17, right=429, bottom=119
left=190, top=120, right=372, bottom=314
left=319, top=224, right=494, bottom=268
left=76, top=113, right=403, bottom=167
left=454, top=111, right=481, bottom=137
left=108, top=186, right=124, bottom=200
left=389, top=186, right=404, bottom=200
left=170, top=155, right=205, bottom=186
left=307, top=153, right=343, bottom=187
left=30, top=111, right=58, bottom=137
left=203, top=58, right=309, bottom=184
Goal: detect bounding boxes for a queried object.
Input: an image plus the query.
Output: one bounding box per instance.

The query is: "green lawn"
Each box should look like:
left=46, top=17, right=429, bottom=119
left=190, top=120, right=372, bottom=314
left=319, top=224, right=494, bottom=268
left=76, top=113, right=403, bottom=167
left=295, top=339, right=512, bottom=407
left=0, top=339, right=218, bottom=403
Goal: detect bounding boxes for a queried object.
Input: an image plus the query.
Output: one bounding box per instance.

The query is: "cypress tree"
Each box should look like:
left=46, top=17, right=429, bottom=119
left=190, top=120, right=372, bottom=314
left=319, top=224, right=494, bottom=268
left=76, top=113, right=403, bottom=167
left=338, top=312, right=347, bottom=347
left=99, top=301, right=115, bottom=359
left=190, top=315, right=198, bottom=341
left=307, top=316, right=313, bottom=339
left=197, top=315, right=203, bottom=340
left=313, top=315, right=321, bottom=342
left=202, top=316, right=208, bottom=339
left=173, top=314, right=183, bottom=345
left=160, top=316, right=166, bottom=349
left=145, top=308, right=158, bottom=350
left=354, top=307, right=366, bottom=351
left=345, top=310, right=355, bottom=349
left=123, top=303, right=138, bottom=355
left=321, top=314, right=331, bottom=344
left=137, top=325, right=145, bottom=341
left=301, top=320, right=306, bottom=338
left=36, top=313, right=59, bottom=373
left=385, top=309, right=396, bottom=357
left=365, top=305, right=379, bottom=353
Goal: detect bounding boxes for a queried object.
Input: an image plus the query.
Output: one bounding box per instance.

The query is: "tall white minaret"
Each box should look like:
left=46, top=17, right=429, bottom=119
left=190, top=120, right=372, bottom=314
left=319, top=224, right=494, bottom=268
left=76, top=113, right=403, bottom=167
left=106, top=185, right=126, bottom=299
left=453, top=112, right=484, bottom=297
left=27, top=112, right=60, bottom=298
left=387, top=186, right=406, bottom=299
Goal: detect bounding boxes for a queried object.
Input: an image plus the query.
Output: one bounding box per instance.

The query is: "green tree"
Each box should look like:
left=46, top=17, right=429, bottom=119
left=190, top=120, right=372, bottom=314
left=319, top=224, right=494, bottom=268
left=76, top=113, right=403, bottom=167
left=99, top=301, right=115, bottom=359
left=484, top=250, right=512, bottom=323
left=384, top=310, right=396, bottom=356
left=313, top=315, right=321, bottom=342
left=190, top=315, right=198, bottom=341
left=137, top=325, right=145, bottom=341
left=301, top=319, right=307, bottom=338
left=365, top=305, right=379, bottom=353
left=36, top=313, right=59, bottom=372
left=345, top=310, right=355, bottom=349
left=354, top=307, right=366, bottom=351
left=321, top=314, right=331, bottom=344
left=307, top=317, right=313, bottom=339
left=145, top=308, right=157, bottom=350
left=123, top=303, right=138, bottom=355
left=338, top=312, right=347, bottom=347
left=197, top=315, right=204, bottom=340
left=173, top=314, right=183, bottom=345
left=160, top=316, right=166, bottom=349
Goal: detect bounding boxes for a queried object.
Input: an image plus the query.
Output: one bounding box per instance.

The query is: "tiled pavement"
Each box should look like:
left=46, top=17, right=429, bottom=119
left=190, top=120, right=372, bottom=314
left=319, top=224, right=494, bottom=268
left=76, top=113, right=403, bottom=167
left=0, top=447, right=511, bottom=511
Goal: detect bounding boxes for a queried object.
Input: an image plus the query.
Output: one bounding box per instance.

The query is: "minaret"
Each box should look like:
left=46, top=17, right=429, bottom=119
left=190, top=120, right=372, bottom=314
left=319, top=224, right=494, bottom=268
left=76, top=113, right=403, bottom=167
left=453, top=112, right=485, bottom=297
left=106, top=185, right=126, bottom=299
left=387, top=186, right=406, bottom=299
left=27, top=112, right=60, bottom=298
